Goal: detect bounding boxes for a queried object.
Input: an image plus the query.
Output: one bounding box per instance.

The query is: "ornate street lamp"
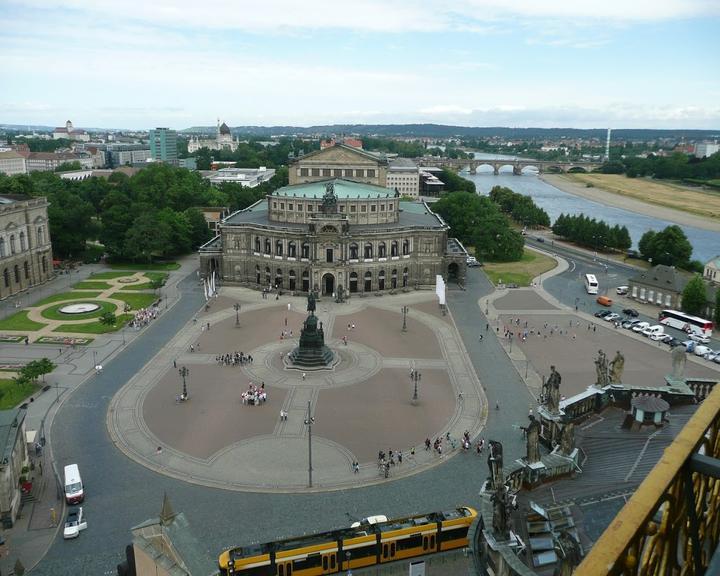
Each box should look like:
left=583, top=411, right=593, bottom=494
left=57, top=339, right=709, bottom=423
left=304, top=400, right=315, bottom=487
left=234, top=303, right=241, bottom=326
left=410, top=368, right=421, bottom=404
left=401, top=305, right=409, bottom=332
left=179, top=366, right=189, bottom=399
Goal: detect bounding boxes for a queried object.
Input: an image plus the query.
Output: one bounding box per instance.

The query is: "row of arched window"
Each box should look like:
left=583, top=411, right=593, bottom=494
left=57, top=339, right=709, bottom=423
left=252, top=237, right=411, bottom=260
left=0, top=227, right=45, bottom=258
left=253, top=266, right=409, bottom=292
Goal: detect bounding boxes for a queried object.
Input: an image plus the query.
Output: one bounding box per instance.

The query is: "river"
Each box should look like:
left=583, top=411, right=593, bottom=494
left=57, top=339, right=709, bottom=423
left=461, top=153, right=719, bottom=263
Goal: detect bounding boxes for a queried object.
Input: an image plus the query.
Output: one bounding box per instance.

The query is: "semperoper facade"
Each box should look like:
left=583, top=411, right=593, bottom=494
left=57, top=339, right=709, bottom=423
left=199, top=145, right=466, bottom=295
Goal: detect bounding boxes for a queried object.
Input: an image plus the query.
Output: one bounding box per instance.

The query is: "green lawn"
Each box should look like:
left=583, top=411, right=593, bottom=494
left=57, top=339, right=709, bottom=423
left=109, top=262, right=180, bottom=271
left=88, top=271, right=136, bottom=280
left=483, top=248, right=557, bottom=287
left=113, top=293, right=158, bottom=309
left=40, top=300, right=117, bottom=321
left=118, top=271, right=167, bottom=291
left=73, top=281, right=113, bottom=290
left=53, top=313, right=133, bottom=334
left=0, top=311, right=47, bottom=331
left=35, top=291, right=103, bottom=306
left=0, top=378, right=40, bottom=410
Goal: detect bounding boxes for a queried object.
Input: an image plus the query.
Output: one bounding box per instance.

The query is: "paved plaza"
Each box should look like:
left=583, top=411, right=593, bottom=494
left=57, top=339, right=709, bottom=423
left=110, top=290, right=486, bottom=491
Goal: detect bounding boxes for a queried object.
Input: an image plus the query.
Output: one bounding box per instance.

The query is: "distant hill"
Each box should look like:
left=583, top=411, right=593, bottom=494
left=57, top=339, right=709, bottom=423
left=180, top=124, right=720, bottom=141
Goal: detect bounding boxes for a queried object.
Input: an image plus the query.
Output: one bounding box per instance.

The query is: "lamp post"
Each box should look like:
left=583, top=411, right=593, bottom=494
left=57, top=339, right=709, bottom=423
left=345, top=551, right=352, bottom=576
left=234, top=303, right=241, bottom=326
left=178, top=366, right=189, bottom=399
left=304, top=400, right=315, bottom=488
left=401, top=305, right=409, bottom=332
left=410, top=368, right=421, bottom=404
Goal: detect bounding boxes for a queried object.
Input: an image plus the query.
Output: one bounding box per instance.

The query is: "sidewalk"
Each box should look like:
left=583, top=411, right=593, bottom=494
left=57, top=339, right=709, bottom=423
left=0, top=255, right=199, bottom=574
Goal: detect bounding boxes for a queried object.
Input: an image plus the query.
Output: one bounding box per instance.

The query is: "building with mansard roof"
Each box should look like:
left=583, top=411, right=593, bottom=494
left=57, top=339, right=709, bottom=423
left=199, top=178, right=467, bottom=296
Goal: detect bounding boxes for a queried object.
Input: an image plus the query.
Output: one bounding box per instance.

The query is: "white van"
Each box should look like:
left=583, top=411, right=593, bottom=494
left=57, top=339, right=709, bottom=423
left=64, top=464, right=84, bottom=504
left=642, top=325, right=664, bottom=338
left=632, top=322, right=650, bottom=333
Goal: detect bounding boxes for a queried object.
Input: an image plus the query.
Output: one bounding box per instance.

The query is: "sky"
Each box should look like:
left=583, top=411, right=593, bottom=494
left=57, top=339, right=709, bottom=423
left=2, top=0, right=720, bottom=130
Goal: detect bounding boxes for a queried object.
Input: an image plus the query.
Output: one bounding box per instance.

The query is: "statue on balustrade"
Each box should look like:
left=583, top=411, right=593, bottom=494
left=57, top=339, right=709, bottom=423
left=526, top=415, right=541, bottom=464
left=491, top=482, right=510, bottom=541
left=609, top=350, right=625, bottom=384
left=671, top=344, right=686, bottom=380
left=559, top=422, right=575, bottom=455
left=553, top=530, right=582, bottom=576
left=595, top=349, right=609, bottom=387
left=487, top=440, right=504, bottom=490
left=543, top=366, right=562, bottom=414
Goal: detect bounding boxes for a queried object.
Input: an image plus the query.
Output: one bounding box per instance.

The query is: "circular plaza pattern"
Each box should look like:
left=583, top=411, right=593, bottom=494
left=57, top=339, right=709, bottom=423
left=58, top=302, right=102, bottom=314
left=108, top=290, right=486, bottom=492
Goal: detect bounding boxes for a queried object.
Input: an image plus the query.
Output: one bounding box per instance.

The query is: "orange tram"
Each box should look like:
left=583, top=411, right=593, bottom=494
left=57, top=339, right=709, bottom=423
left=219, top=506, right=477, bottom=576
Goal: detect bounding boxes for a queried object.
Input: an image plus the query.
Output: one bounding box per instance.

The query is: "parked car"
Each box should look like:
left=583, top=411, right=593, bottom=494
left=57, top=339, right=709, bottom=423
left=604, top=313, right=621, bottom=322
left=705, top=351, right=719, bottom=362
left=642, top=325, right=664, bottom=338
left=650, top=332, right=667, bottom=341
left=714, top=355, right=720, bottom=365
left=694, top=345, right=712, bottom=357
left=622, top=308, right=639, bottom=317
left=632, top=322, right=650, bottom=333
left=663, top=337, right=681, bottom=347
left=466, top=256, right=481, bottom=267
left=595, top=310, right=612, bottom=318
left=682, top=340, right=696, bottom=352
left=688, top=333, right=711, bottom=344
left=622, top=319, right=640, bottom=329
left=616, top=286, right=629, bottom=295
left=535, top=237, right=545, bottom=243
left=63, top=507, right=88, bottom=540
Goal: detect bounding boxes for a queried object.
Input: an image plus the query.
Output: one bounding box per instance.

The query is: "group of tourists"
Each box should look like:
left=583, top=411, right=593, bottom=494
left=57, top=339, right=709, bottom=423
left=241, top=382, right=267, bottom=405
left=216, top=352, right=253, bottom=366
left=129, top=306, right=158, bottom=330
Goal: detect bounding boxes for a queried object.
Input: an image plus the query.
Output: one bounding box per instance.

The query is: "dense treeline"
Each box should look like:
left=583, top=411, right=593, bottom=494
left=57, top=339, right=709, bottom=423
left=10, top=137, right=73, bottom=152
left=189, top=137, right=315, bottom=170
left=552, top=214, right=632, bottom=252
left=600, top=151, right=720, bottom=181
left=488, top=186, right=550, bottom=228
left=0, top=164, right=288, bottom=262
left=433, top=192, right=524, bottom=262
left=362, top=137, right=427, bottom=158
left=440, top=168, right=476, bottom=194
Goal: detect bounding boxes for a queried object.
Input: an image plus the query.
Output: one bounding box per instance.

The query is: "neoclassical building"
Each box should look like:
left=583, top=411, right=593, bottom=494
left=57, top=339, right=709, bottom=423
left=0, top=195, right=54, bottom=300
left=199, top=179, right=466, bottom=296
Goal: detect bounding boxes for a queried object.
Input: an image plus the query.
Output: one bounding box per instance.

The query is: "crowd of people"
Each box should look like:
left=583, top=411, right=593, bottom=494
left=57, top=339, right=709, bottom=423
left=129, top=306, right=159, bottom=330
left=241, top=382, right=267, bottom=405
left=216, top=352, right=253, bottom=366
left=499, top=316, right=597, bottom=343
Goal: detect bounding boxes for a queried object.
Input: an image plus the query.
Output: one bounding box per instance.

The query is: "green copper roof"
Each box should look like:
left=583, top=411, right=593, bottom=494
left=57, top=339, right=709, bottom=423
left=272, top=178, right=394, bottom=200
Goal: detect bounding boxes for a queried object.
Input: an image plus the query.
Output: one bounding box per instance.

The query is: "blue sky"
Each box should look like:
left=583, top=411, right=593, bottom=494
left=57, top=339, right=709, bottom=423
left=2, top=0, right=719, bottom=129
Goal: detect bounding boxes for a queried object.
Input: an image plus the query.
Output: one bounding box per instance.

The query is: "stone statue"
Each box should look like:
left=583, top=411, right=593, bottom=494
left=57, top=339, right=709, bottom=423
left=487, top=440, right=504, bottom=489
left=559, top=423, right=575, bottom=455
left=322, top=182, right=337, bottom=214
left=526, top=416, right=541, bottom=464
left=492, top=483, right=510, bottom=540
left=544, top=366, right=562, bottom=413
left=609, top=350, right=625, bottom=384
left=595, top=349, right=609, bottom=387
left=671, top=344, right=686, bottom=380
left=553, top=530, right=582, bottom=576
left=306, top=292, right=316, bottom=314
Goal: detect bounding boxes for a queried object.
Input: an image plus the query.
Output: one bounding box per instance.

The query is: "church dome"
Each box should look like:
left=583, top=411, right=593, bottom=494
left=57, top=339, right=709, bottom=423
left=219, top=122, right=231, bottom=135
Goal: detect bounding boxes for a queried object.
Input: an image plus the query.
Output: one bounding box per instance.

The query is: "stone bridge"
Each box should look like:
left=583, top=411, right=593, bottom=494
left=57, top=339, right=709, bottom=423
left=415, top=157, right=602, bottom=175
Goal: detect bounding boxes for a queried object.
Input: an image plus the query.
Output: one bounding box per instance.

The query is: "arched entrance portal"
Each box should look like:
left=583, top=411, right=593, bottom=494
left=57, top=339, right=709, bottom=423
left=448, top=262, right=459, bottom=283
left=322, top=273, right=335, bottom=296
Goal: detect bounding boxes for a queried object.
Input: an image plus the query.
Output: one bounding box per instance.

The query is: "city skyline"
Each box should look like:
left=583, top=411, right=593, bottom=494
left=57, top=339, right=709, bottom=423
left=2, top=0, right=720, bottom=130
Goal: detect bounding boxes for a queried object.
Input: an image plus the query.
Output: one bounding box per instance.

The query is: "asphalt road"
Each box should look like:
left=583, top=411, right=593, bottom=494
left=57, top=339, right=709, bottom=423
left=36, top=269, right=531, bottom=575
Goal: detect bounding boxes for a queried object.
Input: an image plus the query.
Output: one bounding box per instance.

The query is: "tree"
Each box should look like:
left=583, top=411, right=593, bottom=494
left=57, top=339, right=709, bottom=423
left=681, top=275, right=707, bottom=316
left=124, top=213, right=172, bottom=262
left=99, top=311, right=117, bottom=326
left=55, top=161, right=83, bottom=172
left=638, top=225, right=693, bottom=267
left=16, top=358, right=56, bottom=386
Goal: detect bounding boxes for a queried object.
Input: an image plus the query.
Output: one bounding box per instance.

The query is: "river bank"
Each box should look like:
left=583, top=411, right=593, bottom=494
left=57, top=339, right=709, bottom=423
left=539, top=174, right=720, bottom=233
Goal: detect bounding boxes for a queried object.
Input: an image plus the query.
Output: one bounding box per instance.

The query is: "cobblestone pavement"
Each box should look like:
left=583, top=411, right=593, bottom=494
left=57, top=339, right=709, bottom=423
left=109, top=289, right=486, bottom=492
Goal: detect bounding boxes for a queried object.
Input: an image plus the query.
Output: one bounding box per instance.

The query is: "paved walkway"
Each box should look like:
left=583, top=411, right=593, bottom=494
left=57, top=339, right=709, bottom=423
left=108, top=290, right=487, bottom=492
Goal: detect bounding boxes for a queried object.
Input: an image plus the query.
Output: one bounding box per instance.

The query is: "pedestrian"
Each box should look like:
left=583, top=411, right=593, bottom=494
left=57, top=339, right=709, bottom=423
left=284, top=317, right=288, bottom=326
left=50, top=507, right=57, bottom=526
left=485, top=323, right=489, bottom=332
left=287, top=303, right=291, bottom=311
left=190, top=344, right=194, bottom=353
left=207, top=322, right=210, bottom=331
left=398, top=451, right=403, bottom=464
left=495, top=401, right=500, bottom=411
left=302, top=372, right=306, bottom=381
left=478, top=334, right=483, bottom=342
left=593, top=325, right=597, bottom=333
left=156, top=446, right=163, bottom=455
left=173, top=359, right=177, bottom=368
left=193, top=316, right=197, bottom=324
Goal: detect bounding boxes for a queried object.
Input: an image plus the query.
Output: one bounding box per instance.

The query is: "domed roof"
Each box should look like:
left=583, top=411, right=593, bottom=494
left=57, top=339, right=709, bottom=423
left=219, top=122, right=231, bottom=135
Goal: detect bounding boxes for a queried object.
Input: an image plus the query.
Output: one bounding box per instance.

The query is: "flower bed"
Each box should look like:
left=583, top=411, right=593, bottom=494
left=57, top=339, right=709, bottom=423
left=35, top=336, right=92, bottom=346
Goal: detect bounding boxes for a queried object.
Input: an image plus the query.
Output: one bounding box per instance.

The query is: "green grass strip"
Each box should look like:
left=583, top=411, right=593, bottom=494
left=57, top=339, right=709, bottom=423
left=0, top=378, right=41, bottom=410
left=40, top=300, right=117, bottom=321
left=35, top=291, right=103, bottom=306
left=0, top=311, right=47, bottom=331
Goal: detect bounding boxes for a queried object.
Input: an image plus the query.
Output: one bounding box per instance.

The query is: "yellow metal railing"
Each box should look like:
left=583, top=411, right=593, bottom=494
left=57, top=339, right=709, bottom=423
left=577, top=385, right=720, bottom=575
